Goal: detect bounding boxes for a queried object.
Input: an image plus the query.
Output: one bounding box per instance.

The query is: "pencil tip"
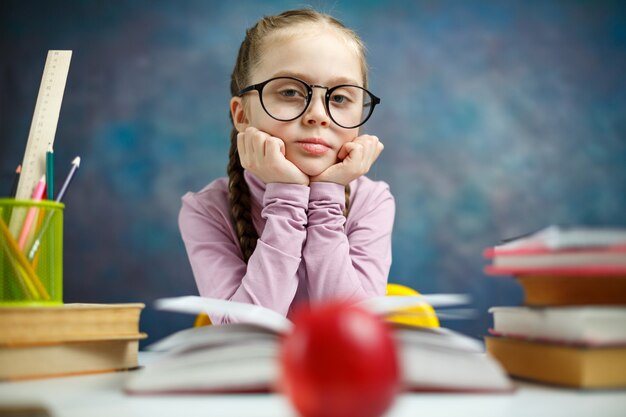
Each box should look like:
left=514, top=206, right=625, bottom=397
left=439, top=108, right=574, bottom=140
left=72, top=156, right=81, bottom=167
left=16, top=165, right=22, bottom=173
left=47, top=144, right=54, bottom=153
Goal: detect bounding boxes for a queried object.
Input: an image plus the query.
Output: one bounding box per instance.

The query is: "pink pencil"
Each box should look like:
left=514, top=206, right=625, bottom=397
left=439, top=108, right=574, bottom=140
left=17, top=175, right=46, bottom=251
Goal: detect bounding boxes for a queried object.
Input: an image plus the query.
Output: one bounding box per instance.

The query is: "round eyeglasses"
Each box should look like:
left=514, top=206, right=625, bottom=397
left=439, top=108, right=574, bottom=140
left=238, top=76, right=381, bottom=129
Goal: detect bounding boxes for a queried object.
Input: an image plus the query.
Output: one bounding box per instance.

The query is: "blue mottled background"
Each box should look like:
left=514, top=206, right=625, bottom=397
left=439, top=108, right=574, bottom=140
left=1, top=0, right=625, bottom=344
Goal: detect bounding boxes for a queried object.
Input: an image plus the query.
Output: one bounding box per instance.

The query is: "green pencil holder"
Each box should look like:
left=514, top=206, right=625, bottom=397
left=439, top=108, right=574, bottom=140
left=0, top=198, right=64, bottom=305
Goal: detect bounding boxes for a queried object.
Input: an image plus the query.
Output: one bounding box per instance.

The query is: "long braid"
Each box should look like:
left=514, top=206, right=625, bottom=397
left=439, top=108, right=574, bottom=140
left=227, top=127, right=258, bottom=262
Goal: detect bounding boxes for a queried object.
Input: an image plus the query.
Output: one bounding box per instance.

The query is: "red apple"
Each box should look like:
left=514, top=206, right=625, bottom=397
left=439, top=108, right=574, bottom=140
left=279, top=302, right=400, bottom=417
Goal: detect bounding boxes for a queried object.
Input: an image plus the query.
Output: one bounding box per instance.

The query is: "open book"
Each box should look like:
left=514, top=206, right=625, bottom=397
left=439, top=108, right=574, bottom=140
left=125, top=296, right=512, bottom=394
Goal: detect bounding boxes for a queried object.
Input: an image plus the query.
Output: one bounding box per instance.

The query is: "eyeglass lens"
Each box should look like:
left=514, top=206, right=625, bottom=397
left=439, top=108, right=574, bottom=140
left=260, top=78, right=374, bottom=128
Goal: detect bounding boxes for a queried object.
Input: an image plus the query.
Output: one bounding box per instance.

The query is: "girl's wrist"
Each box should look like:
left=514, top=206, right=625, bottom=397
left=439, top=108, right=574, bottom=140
left=264, top=177, right=310, bottom=186
left=309, top=179, right=347, bottom=186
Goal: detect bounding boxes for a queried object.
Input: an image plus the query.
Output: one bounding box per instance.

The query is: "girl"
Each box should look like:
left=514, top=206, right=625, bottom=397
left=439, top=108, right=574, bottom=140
left=179, top=9, right=394, bottom=324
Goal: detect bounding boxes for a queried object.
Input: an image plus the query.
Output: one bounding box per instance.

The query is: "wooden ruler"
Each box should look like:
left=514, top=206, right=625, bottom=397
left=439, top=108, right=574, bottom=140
left=9, top=50, right=72, bottom=236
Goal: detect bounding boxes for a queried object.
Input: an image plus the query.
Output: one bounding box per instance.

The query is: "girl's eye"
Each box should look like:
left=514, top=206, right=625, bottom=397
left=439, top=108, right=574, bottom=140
left=330, top=93, right=352, bottom=105
left=330, top=87, right=359, bottom=105
left=280, top=89, right=302, bottom=98
left=266, top=78, right=308, bottom=99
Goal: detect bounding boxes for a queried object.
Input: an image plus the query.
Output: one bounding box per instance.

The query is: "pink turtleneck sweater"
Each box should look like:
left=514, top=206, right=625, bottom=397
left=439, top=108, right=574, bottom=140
left=178, top=171, right=395, bottom=324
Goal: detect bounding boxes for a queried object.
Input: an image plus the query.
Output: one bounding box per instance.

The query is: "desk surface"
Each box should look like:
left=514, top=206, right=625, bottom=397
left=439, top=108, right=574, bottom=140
left=1, top=354, right=625, bottom=417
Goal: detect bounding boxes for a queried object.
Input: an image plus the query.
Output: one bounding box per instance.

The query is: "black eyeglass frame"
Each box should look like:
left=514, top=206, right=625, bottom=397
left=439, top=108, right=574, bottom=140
left=238, top=76, right=381, bottom=129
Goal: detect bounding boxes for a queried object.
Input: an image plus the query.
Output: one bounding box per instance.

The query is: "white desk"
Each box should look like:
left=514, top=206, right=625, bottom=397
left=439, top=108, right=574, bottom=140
left=1, top=354, right=625, bottom=417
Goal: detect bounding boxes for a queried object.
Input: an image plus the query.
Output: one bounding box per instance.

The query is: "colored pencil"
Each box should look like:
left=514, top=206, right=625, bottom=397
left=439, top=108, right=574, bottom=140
left=46, top=145, right=54, bottom=201
left=55, top=156, right=80, bottom=203
left=27, top=156, right=81, bottom=262
left=16, top=175, right=46, bottom=251
left=0, top=217, right=49, bottom=300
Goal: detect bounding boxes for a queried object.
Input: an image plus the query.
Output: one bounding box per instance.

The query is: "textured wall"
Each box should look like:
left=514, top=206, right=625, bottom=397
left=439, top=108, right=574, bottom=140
left=1, top=0, right=625, bottom=344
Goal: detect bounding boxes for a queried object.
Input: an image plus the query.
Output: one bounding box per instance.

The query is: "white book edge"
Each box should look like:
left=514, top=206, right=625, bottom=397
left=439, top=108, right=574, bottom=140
left=489, top=306, right=626, bottom=344
left=498, top=225, right=626, bottom=250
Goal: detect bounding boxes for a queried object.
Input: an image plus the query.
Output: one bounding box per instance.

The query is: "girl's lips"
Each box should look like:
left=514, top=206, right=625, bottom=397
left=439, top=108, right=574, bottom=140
left=296, top=138, right=331, bottom=155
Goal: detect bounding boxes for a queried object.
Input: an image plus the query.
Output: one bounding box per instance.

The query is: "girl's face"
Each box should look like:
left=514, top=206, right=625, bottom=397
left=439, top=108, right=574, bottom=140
left=232, top=27, right=364, bottom=177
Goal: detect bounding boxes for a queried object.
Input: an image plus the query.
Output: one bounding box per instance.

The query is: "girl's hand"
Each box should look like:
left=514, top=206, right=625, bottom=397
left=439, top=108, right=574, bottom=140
left=310, top=135, right=384, bottom=186
left=237, top=127, right=310, bottom=185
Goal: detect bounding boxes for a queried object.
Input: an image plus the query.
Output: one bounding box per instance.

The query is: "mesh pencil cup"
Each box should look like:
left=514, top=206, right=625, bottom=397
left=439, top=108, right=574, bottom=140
left=0, top=199, right=63, bottom=305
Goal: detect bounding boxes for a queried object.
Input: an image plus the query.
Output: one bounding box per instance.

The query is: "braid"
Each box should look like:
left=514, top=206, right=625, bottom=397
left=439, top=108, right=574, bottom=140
left=227, top=127, right=258, bottom=262
left=344, top=184, right=351, bottom=217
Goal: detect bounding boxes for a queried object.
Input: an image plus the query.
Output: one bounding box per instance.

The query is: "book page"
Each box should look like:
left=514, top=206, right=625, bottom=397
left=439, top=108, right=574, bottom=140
left=155, top=296, right=293, bottom=333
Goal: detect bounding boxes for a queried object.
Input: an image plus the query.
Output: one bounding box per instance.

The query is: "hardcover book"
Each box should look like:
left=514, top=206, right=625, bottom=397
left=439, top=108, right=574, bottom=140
left=488, top=306, right=626, bottom=345
left=514, top=274, right=626, bottom=306
left=484, top=226, right=626, bottom=275
left=485, top=336, right=626, bottom=389
left=0, top=303, right=145, bottom=344
left=0, top=336, right=144, bottom=380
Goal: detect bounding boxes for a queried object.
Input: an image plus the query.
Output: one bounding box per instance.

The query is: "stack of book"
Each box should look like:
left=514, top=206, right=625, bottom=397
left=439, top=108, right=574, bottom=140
left=483, top=225, right=626, bottom=389
left=0, top=303, right=146, bottom=380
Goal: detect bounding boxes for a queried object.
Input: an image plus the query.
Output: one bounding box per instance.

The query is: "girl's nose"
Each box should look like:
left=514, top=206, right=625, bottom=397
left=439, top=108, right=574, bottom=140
left=302, top=91, right=330, bottom=127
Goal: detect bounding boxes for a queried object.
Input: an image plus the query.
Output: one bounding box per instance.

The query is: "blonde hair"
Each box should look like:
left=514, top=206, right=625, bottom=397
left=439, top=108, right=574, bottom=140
left=228, top=9, right=368, bottom=262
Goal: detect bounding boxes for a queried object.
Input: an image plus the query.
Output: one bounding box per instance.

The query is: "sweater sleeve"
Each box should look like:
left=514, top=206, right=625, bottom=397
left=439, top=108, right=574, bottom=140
left=179, top=183, right=309, bottom=323
left=302, top=181, right=395, bottom=302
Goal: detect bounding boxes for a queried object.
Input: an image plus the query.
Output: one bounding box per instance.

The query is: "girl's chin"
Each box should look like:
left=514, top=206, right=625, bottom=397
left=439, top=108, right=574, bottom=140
left=294, top=161, right=332, bottom=178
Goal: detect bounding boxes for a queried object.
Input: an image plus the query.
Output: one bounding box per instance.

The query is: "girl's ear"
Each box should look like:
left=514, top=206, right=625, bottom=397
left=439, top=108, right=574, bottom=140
left=230, top=97, right=249, bottom=132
